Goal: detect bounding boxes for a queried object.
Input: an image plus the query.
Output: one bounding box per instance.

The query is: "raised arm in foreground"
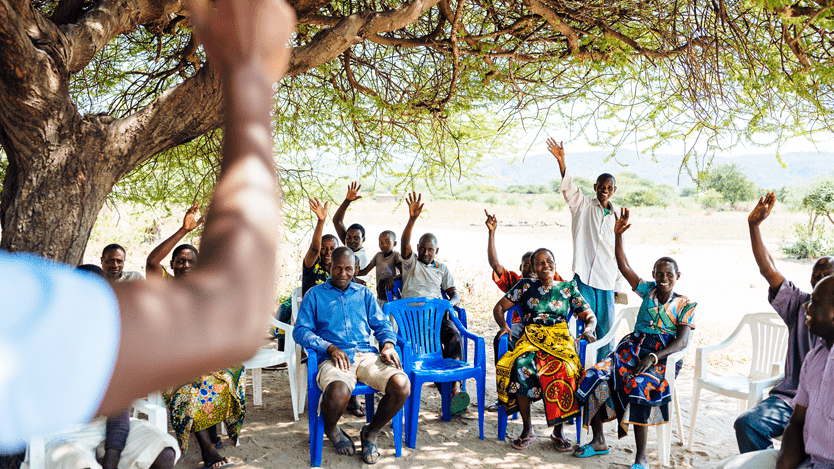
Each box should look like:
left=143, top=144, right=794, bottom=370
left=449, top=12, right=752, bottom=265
left=98, top=0, right=295, bottom=416
left=748, top=193, right=785, bottom=290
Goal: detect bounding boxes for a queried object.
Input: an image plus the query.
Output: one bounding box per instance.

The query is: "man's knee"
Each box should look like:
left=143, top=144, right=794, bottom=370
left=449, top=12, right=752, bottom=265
left=150, top=447, right=176, bottom=469
left=734, top=408, right=755, bottom=434
left=323, top=381, right=352, bottom=404
left=387, top=373, right=411, bottom=401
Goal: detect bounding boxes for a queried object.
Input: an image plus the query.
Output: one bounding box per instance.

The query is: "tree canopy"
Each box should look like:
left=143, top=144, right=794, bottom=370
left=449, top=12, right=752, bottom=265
left=1, top=0, right=833, bottom=260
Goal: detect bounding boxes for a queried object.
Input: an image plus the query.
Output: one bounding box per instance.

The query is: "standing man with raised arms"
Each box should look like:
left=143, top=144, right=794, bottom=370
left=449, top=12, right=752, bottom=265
left=1, top=0, right=294, bottom=451
left=548, top=138, right=619, bottom=359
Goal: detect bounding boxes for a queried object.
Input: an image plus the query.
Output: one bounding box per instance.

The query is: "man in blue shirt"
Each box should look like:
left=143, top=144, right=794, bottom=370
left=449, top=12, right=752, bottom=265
left=294, top=247, right=410, bottom=465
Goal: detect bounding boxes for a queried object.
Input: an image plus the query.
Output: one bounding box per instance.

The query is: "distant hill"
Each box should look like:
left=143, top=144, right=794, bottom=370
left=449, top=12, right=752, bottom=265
left=487, top=151, right=834, bottom=189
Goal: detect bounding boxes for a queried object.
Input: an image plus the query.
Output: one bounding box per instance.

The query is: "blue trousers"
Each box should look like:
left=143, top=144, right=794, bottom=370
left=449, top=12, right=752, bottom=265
left=734, top=395, right=793, bottom=453
left=574, top=274, right=615, bottom=362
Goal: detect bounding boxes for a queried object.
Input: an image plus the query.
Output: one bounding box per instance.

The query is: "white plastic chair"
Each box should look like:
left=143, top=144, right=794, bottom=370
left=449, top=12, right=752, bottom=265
left=687, top=312, right=788, bottom=450
left=580, top=307, right=692, bottom=467
left=27, top=395, right=168, bottom=469
left=242, top=316, right=303, bottom=420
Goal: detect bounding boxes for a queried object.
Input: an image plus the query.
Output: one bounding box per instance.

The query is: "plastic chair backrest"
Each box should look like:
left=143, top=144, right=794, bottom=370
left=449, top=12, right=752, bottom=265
left=747, top=313, right=790, bottom=380
left=385, top=279, right=404, bottom=302
left=386, top=297, right=450, bottom=358
left=291, top=286, right=302, bottom=324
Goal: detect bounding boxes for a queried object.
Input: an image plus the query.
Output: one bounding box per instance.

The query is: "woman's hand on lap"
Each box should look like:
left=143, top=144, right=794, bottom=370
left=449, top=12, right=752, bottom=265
left=633, top=355, right=654, bottom=375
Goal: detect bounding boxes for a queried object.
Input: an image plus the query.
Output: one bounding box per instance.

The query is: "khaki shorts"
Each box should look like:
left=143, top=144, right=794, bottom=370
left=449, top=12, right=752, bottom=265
left=317, top=351, right=407, bottom=394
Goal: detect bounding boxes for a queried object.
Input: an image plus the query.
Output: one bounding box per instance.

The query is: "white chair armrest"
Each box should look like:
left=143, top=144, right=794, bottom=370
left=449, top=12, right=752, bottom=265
left=272, top=319, right=295, bottom=350
left=697, top=320, right=748, bottom=355
left=583, top=310, right=633, bottom=369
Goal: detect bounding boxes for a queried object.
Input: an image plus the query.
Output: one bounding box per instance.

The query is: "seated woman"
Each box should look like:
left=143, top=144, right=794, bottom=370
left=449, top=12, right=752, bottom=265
left=574, top=207, right=696, bottom=469
left=146, top=204, right=244, bottom=469
left=493, top=248, right=597, bottom=451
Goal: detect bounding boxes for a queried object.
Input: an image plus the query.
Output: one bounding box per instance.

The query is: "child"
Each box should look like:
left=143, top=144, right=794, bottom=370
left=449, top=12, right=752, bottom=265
left=358, top=230, right=402, bottom=306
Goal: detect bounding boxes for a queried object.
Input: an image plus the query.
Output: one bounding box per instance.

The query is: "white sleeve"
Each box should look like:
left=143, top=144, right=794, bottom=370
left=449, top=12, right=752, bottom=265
left=0, top=253, right=120, bottom=453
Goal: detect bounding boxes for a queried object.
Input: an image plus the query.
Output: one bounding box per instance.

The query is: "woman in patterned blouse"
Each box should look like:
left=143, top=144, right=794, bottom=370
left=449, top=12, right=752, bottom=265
left=575, top=207, right=696, bottom=469
left=493, top=248, right=597, bottom=451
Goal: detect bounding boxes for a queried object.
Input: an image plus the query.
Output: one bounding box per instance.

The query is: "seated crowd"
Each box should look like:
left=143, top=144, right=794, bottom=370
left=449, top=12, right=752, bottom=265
left=22, top=145, right=834, bottom=469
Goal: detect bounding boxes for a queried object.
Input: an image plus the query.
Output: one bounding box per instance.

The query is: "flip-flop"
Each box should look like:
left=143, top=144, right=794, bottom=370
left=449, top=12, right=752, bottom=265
left=550, top=434, right=573, bottom=452
left=486, top=401, right=500, bottom=412
left=450, top=391, right=470, bottom=416
left=510, top=433, right=536, bottom=450
left=360, top=425, right=380, bottom=464
left=205, top=458, right=234, bottom=469
left=573, top=443, right=610, bottom=458
left=328, top=427, right=356, bottom=456
left=630, top=464, right=648, bottom=469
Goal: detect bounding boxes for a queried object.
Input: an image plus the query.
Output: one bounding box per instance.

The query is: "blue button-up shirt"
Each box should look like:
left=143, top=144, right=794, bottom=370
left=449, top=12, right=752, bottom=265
left=293, top=280, right=397, bottom=365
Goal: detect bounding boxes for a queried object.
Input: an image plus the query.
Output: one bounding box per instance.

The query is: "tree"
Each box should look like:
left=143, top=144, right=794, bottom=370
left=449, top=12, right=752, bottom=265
left=800, top=177, right=834, bottom=231
left=2, top=0, right=834, bottom=262
left=705, top=164, right=758, bottom=205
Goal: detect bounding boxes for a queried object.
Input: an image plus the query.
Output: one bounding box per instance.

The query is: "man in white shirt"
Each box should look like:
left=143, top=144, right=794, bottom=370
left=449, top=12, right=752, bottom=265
left=548, top=138, right=618, bottom=360
left=100, top=244, right=144, bottom=283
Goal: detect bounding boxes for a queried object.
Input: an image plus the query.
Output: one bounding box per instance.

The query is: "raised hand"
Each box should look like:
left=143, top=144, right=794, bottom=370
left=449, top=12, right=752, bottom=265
left=182, top=202, right=205, bottom=231
left=345, top=181, right=362, bottom=202
left=188, top=0, right=296, bottom=83
left=309, top=197, right=329, bottom=221
left=484, top=209, right=498, bottom=232
left=614, top=207, right=632, bottom=235
left=748, top=192, right=776, bottom=226
left=406, top=192, right=423, bottom=219
left=546, top=138, right=564, bottom=163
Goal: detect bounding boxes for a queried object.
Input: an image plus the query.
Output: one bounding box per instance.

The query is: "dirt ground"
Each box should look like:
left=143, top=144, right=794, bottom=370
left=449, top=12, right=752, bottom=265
left=85, top=198, right=813, bottom=468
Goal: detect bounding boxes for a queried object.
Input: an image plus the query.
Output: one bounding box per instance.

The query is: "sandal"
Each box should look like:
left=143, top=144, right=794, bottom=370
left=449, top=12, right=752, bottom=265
left=205, top=458, right=234, bottom=469
left=550, top=434, right=573, bottom=452
left=450, top=391, right=470, bottom=416
left=360, top=425, right=380, bottom=464
left=327, top=427, right=356, bottom=456
left=346, top=400, right=366, bottom=418
left=573, top=443, right=610, bottom=458
left=510, top=433, right=536, bottom=450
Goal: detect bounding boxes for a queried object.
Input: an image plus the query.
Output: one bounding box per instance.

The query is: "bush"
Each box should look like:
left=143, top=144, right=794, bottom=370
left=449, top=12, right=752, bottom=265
left=544, top=195, right=565, bottom=211
left=622, top=188, right=667, bottom=207
left=705, top=163, right=758, bottom=205
left=781, top=223, right=834, bottom=259
left=698, top=189, right=725, bottom=209
left=679, top=187, right=698, bottom=197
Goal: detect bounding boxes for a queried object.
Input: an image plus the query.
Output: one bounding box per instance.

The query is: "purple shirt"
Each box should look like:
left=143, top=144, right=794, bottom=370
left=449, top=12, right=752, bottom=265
left=794, top=341, right=834, bottom=466
left=769, top=279, right=818, bottom=403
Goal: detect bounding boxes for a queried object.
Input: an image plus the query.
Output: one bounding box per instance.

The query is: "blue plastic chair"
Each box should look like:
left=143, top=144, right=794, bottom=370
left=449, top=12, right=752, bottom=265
left=386, top=279, right=470, bottom=368
left=496, top=306, right=586, bottom=442
left=383, top=297, right=486, bottom=448
left=305, top=345, right=408, bottom=467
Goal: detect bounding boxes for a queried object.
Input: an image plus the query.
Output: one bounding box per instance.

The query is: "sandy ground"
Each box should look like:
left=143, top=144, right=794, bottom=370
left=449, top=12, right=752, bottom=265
left=86, top=198, right=815, bottom=469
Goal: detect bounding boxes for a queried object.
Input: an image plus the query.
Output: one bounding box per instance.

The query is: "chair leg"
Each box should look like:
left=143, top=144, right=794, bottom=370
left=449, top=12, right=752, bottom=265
left=287, top=359, right=299, bottom=421
left=440, top=382, right=453, bottom=422
left=313, top=411, right=325, bottom=467
left=657, top=422, right=671, bottom=467
left=407, top=384, right=423, bottom=449
left=365, top=393, right=375, bottom=423
left=251, top=367, right=263, bottom=406
left=497, top=406, right=508, bottom=441
left=477, top=373, right=485, bottom=440
left=688, top=384, right=701, bottom=451
left=393, top=408, right=403, bottom=457
left=674, top=388, right=685, bottom=447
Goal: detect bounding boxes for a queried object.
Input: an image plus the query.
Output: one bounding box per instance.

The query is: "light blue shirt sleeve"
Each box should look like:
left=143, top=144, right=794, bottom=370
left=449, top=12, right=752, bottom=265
left=0, top=252, right=119, bottom=453
left=292, top=287, right=332, bottom=356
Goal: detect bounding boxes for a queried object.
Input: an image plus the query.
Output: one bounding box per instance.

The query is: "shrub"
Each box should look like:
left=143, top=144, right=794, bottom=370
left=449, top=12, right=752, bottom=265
left=622, top=188, right=667, bottom=207
left=705, top=163, right=758, bottom=205
left=781, top=223, right=834, bottom=259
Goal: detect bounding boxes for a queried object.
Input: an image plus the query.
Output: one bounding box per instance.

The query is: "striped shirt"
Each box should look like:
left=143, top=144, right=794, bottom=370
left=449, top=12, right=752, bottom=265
left=794, top=341, right=834, bottom=466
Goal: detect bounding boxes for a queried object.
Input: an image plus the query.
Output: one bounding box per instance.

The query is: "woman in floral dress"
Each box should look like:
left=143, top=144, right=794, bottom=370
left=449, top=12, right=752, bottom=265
left=574, top=208, right=696, bottom=469
left=493, top=248, right=597, bottom=451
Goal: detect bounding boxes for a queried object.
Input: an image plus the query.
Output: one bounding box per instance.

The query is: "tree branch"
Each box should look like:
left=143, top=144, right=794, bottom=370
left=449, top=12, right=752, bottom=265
left=287, top=0, right=442, bottom=75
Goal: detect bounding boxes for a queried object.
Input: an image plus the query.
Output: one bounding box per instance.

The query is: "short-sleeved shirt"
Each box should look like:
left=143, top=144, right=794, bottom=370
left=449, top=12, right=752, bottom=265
left=353, top=246, right=369, bottom=270
left=369, top=251, right=402, bottom=299
left=504, top=278, right=591, bottom=327
left=302, top=260, right=330, bottom=296
left=793, top=341, right=834, bottom=465
left=112, top=271, right=144, bottom=283
left=401, top=254, right=454, bottom=300
left=769, top=279, right=817, bottom=402
left=0, top=251, right=120, bottom=452
left=494, top=270, right=566, bottom=323
left=633, top=280, right=696, bottom=336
